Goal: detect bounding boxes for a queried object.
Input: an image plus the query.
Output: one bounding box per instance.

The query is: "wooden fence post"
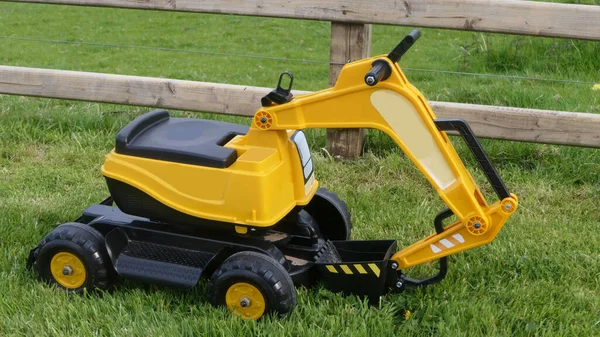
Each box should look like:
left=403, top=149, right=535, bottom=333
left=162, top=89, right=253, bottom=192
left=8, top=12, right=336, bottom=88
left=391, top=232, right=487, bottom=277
left=326, top=22, right=372, bottom=158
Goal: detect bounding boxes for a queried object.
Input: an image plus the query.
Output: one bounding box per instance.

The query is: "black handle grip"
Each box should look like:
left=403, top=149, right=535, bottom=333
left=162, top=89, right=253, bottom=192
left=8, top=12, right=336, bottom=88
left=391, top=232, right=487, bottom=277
left=388, top=29, right=421, bottom=63
left=364, top=59, right=392, bottom=86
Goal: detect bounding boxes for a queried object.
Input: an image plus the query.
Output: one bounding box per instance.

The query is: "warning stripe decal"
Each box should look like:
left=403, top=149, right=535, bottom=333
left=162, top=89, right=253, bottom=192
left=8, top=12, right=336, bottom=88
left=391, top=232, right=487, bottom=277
left=324, top=264, right=381, bottom=277
left=368, top=263, right=381, bottom=277
left=430, top=233, right=467, bottom=253
left=354, top=264, right=368, bottom=274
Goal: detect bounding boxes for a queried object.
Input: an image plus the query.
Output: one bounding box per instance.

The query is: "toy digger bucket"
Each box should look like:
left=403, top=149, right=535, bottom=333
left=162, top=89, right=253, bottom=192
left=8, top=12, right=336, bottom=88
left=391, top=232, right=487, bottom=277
left=314, top=240, right=398, bottom=304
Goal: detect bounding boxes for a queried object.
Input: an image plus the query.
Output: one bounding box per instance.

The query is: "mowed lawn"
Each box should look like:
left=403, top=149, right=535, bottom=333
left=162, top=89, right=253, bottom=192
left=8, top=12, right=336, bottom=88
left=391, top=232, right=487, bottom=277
left=1, top=2, right=599, bottom=336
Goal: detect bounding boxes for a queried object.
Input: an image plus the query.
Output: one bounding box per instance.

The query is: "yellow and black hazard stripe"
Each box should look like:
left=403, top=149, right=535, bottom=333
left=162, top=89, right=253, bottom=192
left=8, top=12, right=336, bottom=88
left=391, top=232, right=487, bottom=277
left=324, top=263, right=381, bottom=277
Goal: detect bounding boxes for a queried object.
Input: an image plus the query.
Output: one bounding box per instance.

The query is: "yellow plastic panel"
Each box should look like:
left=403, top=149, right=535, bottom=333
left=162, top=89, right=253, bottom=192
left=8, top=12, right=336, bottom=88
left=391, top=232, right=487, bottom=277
left=233, top=147, right=279, bottom=172
left=370, top=89, right=457, bottom=190
left=102, top=144, right=303, bottom=227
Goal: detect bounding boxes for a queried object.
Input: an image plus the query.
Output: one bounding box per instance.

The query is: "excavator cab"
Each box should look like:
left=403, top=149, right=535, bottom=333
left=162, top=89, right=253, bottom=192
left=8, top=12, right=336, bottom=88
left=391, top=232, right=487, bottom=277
left=101, top=110, right=320, bottom=234
left=103, top=105, right=323, bottom=234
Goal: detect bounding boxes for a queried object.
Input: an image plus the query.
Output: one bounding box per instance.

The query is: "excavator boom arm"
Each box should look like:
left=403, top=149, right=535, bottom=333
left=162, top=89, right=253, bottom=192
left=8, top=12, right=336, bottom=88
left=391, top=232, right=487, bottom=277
left=249, top=37, right=517, bottom=270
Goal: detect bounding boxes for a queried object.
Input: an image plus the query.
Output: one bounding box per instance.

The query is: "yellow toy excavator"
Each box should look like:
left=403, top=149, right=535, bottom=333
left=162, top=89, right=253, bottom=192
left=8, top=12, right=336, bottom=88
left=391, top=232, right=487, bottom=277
left=28, top=30, right=518, bottom=320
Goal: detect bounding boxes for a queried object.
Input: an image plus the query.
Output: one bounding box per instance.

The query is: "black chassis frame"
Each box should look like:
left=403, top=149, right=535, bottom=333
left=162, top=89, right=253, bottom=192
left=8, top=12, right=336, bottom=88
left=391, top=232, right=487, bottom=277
left=29, top=199, right=322, bottom=289
left=28, top=199, right=407, bottom=303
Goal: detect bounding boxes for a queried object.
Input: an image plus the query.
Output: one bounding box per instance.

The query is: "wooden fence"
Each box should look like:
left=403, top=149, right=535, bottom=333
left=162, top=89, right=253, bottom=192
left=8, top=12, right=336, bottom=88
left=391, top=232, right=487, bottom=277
left=2, top=0, right=600, bottom=156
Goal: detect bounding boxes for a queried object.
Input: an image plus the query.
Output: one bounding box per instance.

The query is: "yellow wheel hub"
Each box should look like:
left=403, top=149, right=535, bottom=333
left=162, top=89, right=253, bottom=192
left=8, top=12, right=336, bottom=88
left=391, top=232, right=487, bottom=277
left=225, top=282, right=266, bottom=320
left=50, top=252, right=87, bottom=289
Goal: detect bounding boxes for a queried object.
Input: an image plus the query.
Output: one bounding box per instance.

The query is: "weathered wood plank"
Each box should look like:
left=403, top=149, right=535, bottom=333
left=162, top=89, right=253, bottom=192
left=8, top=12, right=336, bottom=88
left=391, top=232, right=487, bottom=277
left=1, top=65, right=599, bottom=147
left=9, top=0, right=600, bottom=40
left=431, top=102, right=600, bottom=147
left=327, top=22, right=371, bottom=158
left=0, top=65, right=270, bottom=115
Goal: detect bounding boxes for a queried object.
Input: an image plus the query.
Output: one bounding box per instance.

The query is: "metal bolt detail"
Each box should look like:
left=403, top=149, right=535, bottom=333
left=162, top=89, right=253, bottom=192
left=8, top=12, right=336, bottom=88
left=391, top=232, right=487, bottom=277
left=396, top=281, right=403, bottom=288
left=62, top=266, right=73, bottom=276
left=473, top=222, right=481, bottom=229
left=391, top=262, right=399, bottom=270
left=504, top=204, right=512, bottom=211
left=260, top=116, right=267, bottom=124
left=365, top=76, right=376, bottom=85
left=240, top=297, right=251, bottom=308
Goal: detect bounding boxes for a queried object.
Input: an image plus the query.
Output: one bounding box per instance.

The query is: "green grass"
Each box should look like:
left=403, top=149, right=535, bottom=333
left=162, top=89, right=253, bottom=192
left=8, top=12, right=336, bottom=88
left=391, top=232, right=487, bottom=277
left=1, top=2, right=599, bottom=336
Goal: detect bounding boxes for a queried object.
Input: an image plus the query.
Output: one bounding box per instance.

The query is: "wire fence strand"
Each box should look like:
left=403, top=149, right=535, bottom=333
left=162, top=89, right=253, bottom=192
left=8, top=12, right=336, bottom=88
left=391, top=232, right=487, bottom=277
left=1, top=35, right=597, bottom=86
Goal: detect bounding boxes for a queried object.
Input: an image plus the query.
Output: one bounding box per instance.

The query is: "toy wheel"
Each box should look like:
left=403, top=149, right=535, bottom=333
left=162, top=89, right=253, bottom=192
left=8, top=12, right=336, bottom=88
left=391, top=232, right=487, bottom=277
left=33, top=222, right=112, bottom=293
left=207, top=251, right=296, bottom=320
left=304, top=188, right=352, bottom=240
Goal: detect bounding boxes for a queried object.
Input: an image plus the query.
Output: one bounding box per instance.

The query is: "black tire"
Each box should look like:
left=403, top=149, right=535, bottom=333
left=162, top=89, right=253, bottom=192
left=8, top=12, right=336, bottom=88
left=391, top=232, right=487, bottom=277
left=207, top=251, right=296, bottom=319
left=304, top=188, right=352, bottom=240
left=33, top=222, right=112, bottom=293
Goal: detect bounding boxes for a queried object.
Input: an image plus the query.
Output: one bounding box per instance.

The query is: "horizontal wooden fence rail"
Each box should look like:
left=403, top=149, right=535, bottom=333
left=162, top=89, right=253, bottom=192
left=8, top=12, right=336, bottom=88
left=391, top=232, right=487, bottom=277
left=8, top=0, right=600, bottom=40
left=2, top=65, right=599, bottom=147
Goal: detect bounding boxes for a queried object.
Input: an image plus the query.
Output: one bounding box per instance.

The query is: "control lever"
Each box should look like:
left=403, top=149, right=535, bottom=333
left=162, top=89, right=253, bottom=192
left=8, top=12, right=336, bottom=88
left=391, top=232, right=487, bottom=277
left=364, top=59, right=392, bottom=87
left=364, top=29, right=421, bottom=86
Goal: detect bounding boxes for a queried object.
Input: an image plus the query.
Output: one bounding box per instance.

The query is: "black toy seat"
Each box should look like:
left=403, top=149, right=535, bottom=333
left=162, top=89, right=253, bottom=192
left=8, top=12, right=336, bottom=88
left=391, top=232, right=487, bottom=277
left=115, top=110, right=249, bottom=168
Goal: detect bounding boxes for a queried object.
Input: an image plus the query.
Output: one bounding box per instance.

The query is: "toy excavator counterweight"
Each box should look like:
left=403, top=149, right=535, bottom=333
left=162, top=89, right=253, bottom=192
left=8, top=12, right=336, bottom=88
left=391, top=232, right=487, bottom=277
left=28, top=30, right=517, bottom=320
